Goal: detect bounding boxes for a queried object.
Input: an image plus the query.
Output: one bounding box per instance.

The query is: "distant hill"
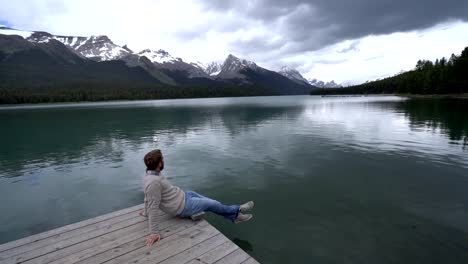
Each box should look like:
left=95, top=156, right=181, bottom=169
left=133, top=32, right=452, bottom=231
left=311, top=46, right=468, bottom=95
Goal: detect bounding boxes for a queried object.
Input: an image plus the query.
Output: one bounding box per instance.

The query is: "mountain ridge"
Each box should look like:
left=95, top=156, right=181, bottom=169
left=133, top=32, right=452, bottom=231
left=0, top=26, right=317, bottom=96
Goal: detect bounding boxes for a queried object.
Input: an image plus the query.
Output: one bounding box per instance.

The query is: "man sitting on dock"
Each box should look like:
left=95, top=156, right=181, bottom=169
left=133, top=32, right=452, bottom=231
left=141, top=149, right=254, bottom=247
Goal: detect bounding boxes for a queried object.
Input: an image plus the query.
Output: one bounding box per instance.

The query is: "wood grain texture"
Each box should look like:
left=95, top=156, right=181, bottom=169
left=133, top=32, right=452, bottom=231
left=0, top=205, right=260, bottom=264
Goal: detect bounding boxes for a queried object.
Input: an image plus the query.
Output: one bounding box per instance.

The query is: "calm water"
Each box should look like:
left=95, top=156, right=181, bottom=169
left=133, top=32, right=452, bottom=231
left=1, top=95, right=468, bottom=263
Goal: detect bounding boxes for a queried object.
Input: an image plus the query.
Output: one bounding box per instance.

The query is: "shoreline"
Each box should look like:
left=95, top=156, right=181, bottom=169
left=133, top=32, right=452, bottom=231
left=396, top=93, right=468, bottom=99
left=315, top=93, right=468, bottom=99
left=2, top=93, right=468, bottom=107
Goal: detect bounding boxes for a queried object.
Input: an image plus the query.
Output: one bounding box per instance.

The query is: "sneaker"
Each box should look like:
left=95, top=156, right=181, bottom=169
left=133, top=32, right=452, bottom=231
left=239, top=201, right=254, bottom=213
left=234, top=213, right=253, bottom=224
left=190, top=212, right=205, bottom=221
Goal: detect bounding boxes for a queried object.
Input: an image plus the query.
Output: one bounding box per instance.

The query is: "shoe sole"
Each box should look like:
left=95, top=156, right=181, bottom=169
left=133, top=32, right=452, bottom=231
left=190, top=212, right=205, bottom=221
left=234, top=214, right=253, bottom=224
left=240, top=201, right=255, bottom=213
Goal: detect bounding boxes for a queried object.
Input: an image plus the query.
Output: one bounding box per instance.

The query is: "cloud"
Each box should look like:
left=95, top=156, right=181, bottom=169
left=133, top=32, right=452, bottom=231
left=338, top=41, right=360, bottom=53
left=364, top=56, right=385, bottom=61
left=199, top=0, right=468, bottom=52
left=1, top=0, right=468, bottom=83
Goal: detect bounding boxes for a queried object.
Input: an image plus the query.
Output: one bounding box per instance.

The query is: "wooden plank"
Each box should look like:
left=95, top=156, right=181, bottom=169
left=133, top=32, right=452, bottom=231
left=0, top=204, right=143, bottom=253
left=42, top=216, right=183, bottom=264
left=104, top=220, right=212, bottom=264
left=26, top=221, right=148, bottom=264
left=214, top=248, right=250, bottom=264
left=1, top=208, right=160, bottom=259
left=0, top=212, right=154, bottom=264
left=157, top=233, right=227, bottom=264
left=0, top=205, right=260, bottom=264
left=76, top=218, right=201, bottom=264
left=132, top=221, right=220, bottom=264
left=241, top=257, right=260, bottom=264
left=186, top=240, right=239, bottom=264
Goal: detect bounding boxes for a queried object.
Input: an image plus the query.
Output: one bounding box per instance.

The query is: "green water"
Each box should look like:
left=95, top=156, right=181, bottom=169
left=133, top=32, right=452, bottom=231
left=1, top=96, right=467, bottom=263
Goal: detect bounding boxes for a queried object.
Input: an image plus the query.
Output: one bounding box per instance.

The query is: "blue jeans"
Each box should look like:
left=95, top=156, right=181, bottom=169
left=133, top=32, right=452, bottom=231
left=179, top=191, right=240, bottom=222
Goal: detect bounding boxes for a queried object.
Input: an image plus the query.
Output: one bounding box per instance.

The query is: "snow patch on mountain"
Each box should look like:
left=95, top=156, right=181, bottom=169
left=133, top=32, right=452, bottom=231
left=63, top=35, right=131, bottom=61
left=189, top=61, right=222, bottom=77
left=22, top=31, right=131, bottom=61
left=205, top=62, right=222, bottom=76
left=137, top=49, right=179, bottom=64
left=278, top=66, right=309, bottom=84
left=308, top=78, right=342, bottom=88
left=190, top=61, right=206, bottom=69
left=217, top=54, right=261, bottom=79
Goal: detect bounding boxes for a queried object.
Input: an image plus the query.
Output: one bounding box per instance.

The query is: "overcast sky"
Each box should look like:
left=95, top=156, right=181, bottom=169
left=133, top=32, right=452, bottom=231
left=1, top=0, right=468, bottom=84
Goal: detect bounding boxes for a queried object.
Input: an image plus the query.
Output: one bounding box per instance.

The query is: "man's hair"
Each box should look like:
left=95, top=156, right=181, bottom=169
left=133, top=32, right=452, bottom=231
left=144, top=149, right=163, bottom=170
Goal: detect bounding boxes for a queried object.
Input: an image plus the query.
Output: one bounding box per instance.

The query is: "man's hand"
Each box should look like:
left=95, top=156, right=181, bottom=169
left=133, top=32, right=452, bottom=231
left=139, top=209, right=147, bottom=217
left=146, top=234, right=161, bottom=247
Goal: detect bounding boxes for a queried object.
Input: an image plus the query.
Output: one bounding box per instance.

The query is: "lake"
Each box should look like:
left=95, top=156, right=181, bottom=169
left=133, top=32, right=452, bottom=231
left=1, top=95, right=467, bottom=263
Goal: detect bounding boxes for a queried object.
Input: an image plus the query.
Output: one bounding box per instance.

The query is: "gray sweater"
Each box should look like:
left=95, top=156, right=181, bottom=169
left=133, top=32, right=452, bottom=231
left=143, top=171, right=186, bottom=234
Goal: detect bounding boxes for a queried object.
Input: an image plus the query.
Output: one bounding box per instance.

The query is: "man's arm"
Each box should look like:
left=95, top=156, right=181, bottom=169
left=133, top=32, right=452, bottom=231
left=145, top=181, right=162, bottom=246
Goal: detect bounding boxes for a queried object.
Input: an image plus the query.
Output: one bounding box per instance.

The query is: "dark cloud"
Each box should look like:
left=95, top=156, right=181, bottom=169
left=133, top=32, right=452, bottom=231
left=229, top=35, right=287, bottom=53
left=198, top=0, right=468, bottom=54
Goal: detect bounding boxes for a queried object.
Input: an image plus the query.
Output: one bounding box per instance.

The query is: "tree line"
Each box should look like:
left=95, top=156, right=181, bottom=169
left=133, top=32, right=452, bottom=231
left=0, top=83, right=271, bottom=104
left=311, top=46, right=468, bottom=95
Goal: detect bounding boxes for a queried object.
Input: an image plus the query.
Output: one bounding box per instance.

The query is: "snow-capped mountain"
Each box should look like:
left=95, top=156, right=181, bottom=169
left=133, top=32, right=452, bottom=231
left=276, top=65, right=341, bottom=88
left=190, top=61, right=222, bottom=76
left=204, top=62, right=222, bottom=76
left=1, top=26, right=317, bottom=94
left=217, top=54, right=262, bottom=79
left=26, top=31, right=132, bottom=61
left=137, top=49, right=179, bottom=64
left=0, top=27, right=131, bottom=62
left=278, top=66, right=309, bottom=85
left=0, top=26, right=208, bottom=81
left=308, top=78, right=342, bottom=88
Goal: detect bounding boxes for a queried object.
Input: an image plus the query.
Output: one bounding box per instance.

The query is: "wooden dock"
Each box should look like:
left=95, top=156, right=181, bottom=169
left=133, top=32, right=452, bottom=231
left=0, top=204, right=259, bottom=264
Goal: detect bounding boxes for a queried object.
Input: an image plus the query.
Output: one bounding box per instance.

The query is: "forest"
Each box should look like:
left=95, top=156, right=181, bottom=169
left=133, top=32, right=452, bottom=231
left=0, top=84, right=270, bottom=104
left=311, top=46, right=468, bottom=95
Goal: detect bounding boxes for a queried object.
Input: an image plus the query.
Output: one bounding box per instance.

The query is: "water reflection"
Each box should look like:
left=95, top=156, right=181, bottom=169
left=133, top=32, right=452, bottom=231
left=397, top=99, right=468, bottom=147
left=301, top=97, right=467, bottom=168
left=0, top=101, right=304, bottom=178
left=1, top=96, right=468, bottom=264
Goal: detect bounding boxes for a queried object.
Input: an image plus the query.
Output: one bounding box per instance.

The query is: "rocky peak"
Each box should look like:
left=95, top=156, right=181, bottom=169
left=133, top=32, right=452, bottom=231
left=204, top=61, right=222, bottom=76
left=137, top=49, right=178, bottom=64
left=220, top=54, right=258, bottom=76
left=122, top=45, right=133, bottom=53
left=278, top=66, right=309, bottom=84
left=308, top=78, right=342, bottom=88
left=27, top=31, right=54, bottom=43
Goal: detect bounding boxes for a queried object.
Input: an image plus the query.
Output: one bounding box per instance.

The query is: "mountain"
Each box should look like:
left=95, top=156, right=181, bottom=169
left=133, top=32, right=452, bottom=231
left=136, top=49, right=209, bottom=79
left=0, top=34, right=160, bottom=88
left=308, top=78, right=342, bottom=88
left=0, top=26, right=318, bottom=96
left=0, top=27, right=207, bottom=84
left=217, top=54, right=262, bottom=80
left=214, top=54, right=314, bottom=94
left=26, top=31, right=132, bottom=61
left=278, top=66, right=309, bottom=85
left=200, top=62, right=222, bottom=77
